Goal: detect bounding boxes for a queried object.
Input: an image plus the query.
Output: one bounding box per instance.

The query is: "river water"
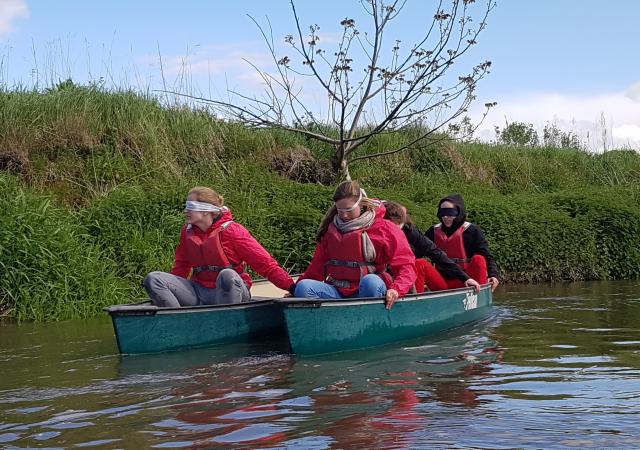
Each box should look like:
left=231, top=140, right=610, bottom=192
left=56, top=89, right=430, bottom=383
left=1, top=281, right=639, bottom=449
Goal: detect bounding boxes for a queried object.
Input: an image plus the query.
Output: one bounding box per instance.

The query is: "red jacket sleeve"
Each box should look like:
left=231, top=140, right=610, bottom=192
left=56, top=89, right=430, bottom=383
left=379, top=222, right=417, bottom=297
left=230, top=224, right=295, bottom=291
left=297, top=242, right=328, bottom=283
left=171, top=226, right=191, bottom=278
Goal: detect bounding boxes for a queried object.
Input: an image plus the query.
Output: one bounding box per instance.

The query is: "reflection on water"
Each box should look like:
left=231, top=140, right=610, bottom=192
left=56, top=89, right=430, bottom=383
left=1, top=281, right=640, bottom=448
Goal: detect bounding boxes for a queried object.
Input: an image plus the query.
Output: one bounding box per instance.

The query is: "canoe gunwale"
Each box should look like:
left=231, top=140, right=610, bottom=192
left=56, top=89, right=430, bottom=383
left=277, top=284, right=488, bottom=308
left=106, top=296, right=278, bottom=316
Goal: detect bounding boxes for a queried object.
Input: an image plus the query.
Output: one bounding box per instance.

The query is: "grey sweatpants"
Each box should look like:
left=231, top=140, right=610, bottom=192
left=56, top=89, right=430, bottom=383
left=144, top=269, right=251, bottom=307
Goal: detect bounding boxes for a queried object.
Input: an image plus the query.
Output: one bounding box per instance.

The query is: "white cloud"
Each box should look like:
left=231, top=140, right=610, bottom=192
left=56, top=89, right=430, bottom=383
left=140, top=41, right=335, bottom=108
left=472, top=82, right=640, bottom=152
left=613, top=124, right=640, bottom=141
left=0, top=0, right=28, bottom=37
left=315, top=31, right=344, bottom=45
left=625, top=81, right=640, bottom=102
left=138, top=42, right=274, bottom=87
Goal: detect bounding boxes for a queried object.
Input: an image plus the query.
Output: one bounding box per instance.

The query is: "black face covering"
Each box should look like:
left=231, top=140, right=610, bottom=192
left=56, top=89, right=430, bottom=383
left=438, top=207, right=459, bottom=217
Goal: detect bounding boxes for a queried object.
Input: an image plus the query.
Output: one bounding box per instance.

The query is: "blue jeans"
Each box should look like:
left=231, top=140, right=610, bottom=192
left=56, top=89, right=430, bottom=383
left=294, top=274, right=387, bottom=299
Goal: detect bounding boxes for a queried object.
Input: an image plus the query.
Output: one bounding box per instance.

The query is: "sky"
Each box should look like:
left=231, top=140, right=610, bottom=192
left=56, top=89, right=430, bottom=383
left=1, top=0, right=639, bottom=151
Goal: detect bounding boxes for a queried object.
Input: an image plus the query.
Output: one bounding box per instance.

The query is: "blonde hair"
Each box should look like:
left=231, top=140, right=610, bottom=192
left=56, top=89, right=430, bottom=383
left=316, top=180, right=378, bottom=242
left=187, top=186, right=224, bottom=206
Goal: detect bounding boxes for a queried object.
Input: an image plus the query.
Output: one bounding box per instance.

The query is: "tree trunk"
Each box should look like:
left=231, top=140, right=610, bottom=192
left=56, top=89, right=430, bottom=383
left=331, top=153, right=351, bottom=181
left=340, top=158, right=351, bottom=181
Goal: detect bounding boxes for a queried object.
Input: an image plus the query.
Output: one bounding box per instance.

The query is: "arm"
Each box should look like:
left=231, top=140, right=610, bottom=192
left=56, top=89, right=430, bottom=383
left=295, top=242, right=328, bottom=284
left=170, top=227, right=191, bottom=278
left=425, top=225, right=436, bottom=242
left=383, top=224, right=417, bottom=298
left=466, top=224, right=499, bottom=291
left=231, top=225, right=294, bottom=291
left=468, top=225, right=499, bottom=279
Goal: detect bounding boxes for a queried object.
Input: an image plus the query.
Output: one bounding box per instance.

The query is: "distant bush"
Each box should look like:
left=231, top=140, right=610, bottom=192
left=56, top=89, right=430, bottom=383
left=542, top=122, right=584, bottom=150
left=495, top=122, right=539, bottom=147
left=494, top=121, right=586, bottom=151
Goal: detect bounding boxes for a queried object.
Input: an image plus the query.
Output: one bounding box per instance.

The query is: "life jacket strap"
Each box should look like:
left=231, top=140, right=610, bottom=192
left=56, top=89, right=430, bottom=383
left=325, top=259, right=376, bottom=271
left=324, top=259, right=378, bottom=289
left=451, top=257, right=471, bottom=264
left=192, top=264, right=233, bottom=275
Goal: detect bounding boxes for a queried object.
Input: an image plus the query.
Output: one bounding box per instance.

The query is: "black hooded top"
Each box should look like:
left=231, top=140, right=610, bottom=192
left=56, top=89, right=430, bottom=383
left=425, top=194, right=499, bottom=279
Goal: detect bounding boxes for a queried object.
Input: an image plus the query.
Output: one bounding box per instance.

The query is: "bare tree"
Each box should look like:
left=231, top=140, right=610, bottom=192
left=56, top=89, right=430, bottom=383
left=180, top=0, right=496, bottom=180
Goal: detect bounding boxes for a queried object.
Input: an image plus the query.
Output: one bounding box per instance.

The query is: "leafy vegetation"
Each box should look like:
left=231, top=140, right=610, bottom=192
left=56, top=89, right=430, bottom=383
left=0, top=175, right=133, bottom=321
left=1, top=86, right=639, bottom=321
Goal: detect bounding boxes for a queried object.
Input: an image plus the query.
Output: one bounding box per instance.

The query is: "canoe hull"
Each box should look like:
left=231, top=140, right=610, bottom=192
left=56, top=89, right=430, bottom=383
left=107, top=299, right=284, bottom=354
left=279, top=285, right=493, bottom=355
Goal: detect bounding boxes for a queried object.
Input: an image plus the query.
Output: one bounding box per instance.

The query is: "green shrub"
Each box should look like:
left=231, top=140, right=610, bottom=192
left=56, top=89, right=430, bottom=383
left=468, top=194, right=602, bottom=282
left=495, top=121, right=539, bottom=147
left=552, top=190, right=640, bottom=279
left=0, top=175, right=132, bottom=321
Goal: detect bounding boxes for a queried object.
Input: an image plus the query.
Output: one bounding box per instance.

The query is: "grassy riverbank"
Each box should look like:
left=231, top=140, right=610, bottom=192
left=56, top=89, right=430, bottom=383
left=2, top=84, right=640, bottom=321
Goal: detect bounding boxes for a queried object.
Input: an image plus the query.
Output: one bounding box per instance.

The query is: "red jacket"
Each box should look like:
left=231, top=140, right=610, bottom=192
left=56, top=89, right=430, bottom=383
left=298, top=204, right=416, bottom=297
left=171, top=210, right=294, bottom=290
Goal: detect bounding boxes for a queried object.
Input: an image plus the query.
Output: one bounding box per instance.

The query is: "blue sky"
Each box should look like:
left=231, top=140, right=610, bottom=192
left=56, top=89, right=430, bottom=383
left=1, top=0, right=639, bottom=150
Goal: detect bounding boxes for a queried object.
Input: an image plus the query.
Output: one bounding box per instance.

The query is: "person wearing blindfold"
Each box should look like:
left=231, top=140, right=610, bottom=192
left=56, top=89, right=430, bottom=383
left=144, top=186, right=295, bottom=307
left=293, top=181, right=416, bottom=310
left=382, top=200, right=481, bottom=293
left=425, top=194, right=499, bottom=292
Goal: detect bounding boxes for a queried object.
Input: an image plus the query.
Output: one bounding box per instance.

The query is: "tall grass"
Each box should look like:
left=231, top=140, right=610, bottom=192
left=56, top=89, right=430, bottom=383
left=0, top=175, right=133, bottom=321
left=1, top=85, right=640, bottom=321
left=456, top=143, right=640, bottom=193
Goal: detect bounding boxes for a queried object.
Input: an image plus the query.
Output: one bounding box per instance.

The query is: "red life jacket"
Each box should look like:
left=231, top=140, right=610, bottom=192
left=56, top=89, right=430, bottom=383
left=184, top=221, right=245, bottom=287
left=434, top=221, right=472, bottom=270
left=323, top=224, right=378, bottom=296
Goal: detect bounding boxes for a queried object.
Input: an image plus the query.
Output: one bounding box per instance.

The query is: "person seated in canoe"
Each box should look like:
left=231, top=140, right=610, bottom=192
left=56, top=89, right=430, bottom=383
left=144, top=186, right=295, bottom=307
left=382, top=200, right=480, bottom=293
left=293, top=181, right=416, bottom=309
left=425, top=193, right=499, bottom=292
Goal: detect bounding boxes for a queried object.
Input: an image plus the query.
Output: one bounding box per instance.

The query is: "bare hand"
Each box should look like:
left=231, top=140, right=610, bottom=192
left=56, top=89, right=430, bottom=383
left=488, top=277, right=499, bottom=292
left=464, top=278, right=481, bottom=293
left=385, top=289, right=400, bottom=310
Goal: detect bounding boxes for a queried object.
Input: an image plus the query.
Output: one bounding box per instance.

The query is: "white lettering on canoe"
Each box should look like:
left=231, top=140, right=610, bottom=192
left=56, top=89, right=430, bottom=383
left=463, top=293, right=478, bottom=311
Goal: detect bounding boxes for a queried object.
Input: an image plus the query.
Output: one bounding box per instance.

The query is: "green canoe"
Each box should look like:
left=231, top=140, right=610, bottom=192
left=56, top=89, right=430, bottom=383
left=106, top=297, right=284, bottom=354
left=278, top=284, right=493, bottom=355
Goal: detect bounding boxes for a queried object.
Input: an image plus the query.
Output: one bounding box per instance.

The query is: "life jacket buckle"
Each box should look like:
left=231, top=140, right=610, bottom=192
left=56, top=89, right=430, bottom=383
left=326, top=276, right=351, bottom=289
